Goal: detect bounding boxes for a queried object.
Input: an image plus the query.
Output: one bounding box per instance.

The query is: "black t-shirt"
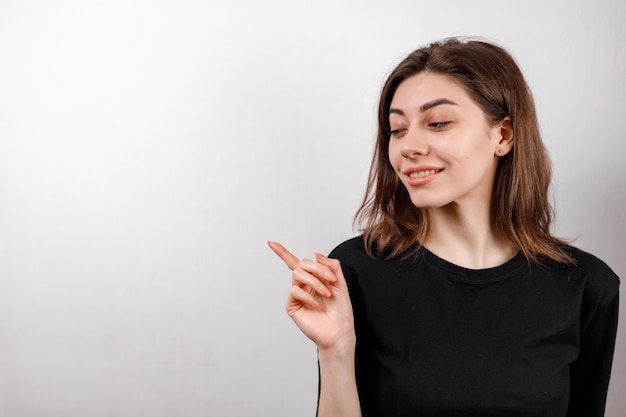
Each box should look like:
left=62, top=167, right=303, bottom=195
left=328, top=236, right=619, bottom=417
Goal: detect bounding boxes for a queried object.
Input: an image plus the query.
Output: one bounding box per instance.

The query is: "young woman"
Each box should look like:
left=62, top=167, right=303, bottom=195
left=269, top=38, right=619, bottom=417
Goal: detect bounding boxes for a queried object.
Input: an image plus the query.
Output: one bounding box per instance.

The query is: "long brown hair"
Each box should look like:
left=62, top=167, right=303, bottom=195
left=356, top=38, right=573, bottom=264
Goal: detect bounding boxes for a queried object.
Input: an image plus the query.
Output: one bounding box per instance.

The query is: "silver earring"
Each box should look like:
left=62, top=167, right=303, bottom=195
left=498, top=149, right=504, bottom=154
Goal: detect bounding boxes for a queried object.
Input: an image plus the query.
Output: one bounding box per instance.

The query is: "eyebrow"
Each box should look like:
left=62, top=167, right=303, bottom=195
left=389, top=98, right=458, bottom=116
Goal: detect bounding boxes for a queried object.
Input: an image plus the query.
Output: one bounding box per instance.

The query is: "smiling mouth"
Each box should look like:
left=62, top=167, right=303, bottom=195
left=408, top=169, right=443, bottom=178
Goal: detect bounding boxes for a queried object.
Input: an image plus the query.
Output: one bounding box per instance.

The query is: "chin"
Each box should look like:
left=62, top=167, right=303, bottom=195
left=409, top=197, right=448, bottom=210
left=403, top=186, right=455, bottom=209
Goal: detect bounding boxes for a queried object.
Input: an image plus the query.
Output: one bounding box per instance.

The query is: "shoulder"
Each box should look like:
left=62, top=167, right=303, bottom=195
left=327, top=235, right=402, bottom=287
left=328, top=235, right=399, bottom=267
left=328, top=236, right=382, bottom=275
left=328, top=235, right=368, bottom=261
left=563, top=246, right=619, bottom=283
left=558, top=245, right=620, bottom=303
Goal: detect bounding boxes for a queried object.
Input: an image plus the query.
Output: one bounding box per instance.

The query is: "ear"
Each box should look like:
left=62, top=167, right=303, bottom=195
left=495, top=117, right=514, bottom=156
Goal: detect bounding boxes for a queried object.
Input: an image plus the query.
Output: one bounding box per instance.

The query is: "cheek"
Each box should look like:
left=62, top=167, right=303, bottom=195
left=387, top=143, right=400, bottom=171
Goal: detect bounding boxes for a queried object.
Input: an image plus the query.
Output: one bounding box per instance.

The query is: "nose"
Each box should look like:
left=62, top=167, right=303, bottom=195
left=400, top=127, right=429, bottom=158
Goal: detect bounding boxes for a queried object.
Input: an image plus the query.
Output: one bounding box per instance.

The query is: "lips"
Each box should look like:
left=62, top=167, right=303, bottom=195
left=403, top=167, right=443, bottom=186
left=408, top=169, right=442, bottom=178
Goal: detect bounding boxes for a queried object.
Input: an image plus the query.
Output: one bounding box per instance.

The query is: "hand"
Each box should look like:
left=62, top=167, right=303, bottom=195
left=268, top=241, right=355, bottom=352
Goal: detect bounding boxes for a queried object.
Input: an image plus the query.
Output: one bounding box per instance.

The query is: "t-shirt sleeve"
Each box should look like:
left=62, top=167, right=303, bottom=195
left=566, top=259, right=620, bottom=417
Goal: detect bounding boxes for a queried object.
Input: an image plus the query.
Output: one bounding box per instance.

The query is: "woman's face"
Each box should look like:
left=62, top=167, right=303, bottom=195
left=388, top=71, right=507, bottom=210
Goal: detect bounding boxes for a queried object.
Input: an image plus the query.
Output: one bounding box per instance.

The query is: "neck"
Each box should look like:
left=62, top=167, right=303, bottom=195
left=422, top=202, right=516, bottom=269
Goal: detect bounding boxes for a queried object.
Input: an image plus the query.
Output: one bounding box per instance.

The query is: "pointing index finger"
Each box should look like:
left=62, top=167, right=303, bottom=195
left=267, top=241, right=300, bottom=271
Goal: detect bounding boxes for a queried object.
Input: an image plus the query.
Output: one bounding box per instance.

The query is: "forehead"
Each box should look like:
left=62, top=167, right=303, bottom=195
left=390, top=72, right=472, bottom=110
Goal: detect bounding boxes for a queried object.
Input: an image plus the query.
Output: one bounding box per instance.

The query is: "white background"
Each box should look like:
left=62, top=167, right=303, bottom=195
left=0, top=0, right=624, bottom=416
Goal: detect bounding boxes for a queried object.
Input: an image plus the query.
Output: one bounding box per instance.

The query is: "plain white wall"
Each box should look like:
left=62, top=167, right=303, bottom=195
left=0, top=0, right=624, bottom=416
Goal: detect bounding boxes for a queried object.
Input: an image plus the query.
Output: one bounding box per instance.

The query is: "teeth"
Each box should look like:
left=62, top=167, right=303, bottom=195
left=408, top=169, right=440, bottom=178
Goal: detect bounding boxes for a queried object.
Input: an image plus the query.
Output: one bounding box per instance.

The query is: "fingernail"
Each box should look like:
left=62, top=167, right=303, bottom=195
left=320, top=286, right=332, bottom=297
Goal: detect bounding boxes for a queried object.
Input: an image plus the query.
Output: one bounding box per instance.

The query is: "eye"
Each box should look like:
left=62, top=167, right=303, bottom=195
left=428, top=121, right=452, bottom=129
left=389, top=128, right=407, bottom=138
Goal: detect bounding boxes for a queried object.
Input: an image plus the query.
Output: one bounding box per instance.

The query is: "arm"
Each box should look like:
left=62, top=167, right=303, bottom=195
left=317, top=333, right=360, bottom=417
left=566, top=272, right=619, bottom=417
left=268, top=242, right=362, bottom=417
